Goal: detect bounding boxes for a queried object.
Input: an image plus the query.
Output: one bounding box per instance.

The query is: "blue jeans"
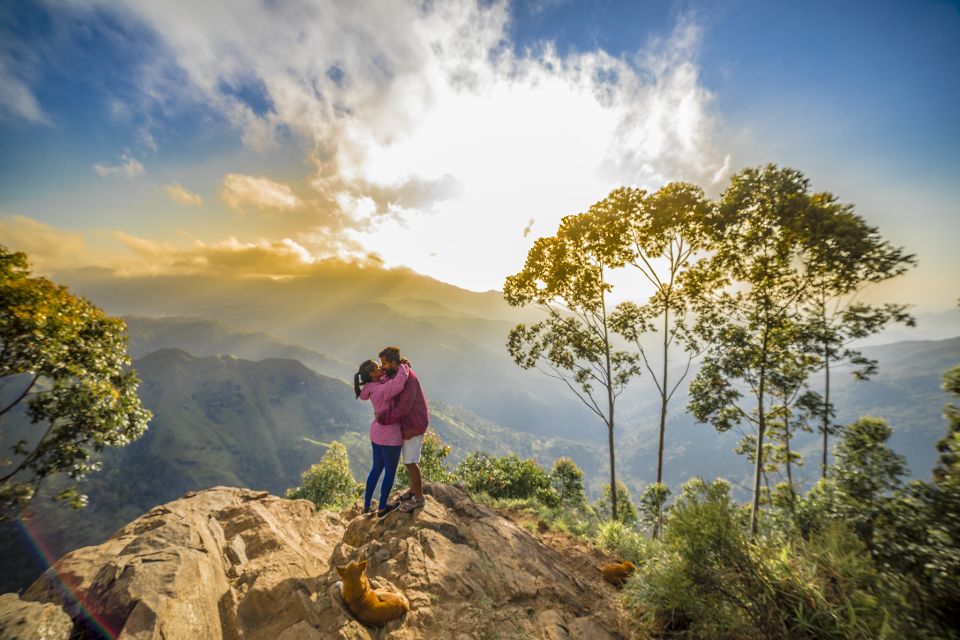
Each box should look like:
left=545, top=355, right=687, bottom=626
left=364, top=442, right=402, bottom=511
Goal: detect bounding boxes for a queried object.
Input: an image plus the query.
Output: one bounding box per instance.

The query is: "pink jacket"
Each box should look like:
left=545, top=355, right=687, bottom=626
left=359, top=363, right=409, bottom=446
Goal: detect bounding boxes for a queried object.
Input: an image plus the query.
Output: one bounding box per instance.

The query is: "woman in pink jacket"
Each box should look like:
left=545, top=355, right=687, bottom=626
left=354, top=360, right=410, bottom=517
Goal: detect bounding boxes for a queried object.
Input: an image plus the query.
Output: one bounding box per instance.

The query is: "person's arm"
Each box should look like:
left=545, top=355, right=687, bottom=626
left=378, top=374, right=419, bottom=425
left=375, top=363, right=409, bottom=402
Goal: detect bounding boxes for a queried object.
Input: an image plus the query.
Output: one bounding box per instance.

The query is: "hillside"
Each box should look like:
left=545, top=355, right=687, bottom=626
left=0, top=349, right=600, bottom=593
left=1, top=485, right=629, bottom=640
left=56, top=266, right=597, bottom=441
left=123, top=316, right=353, bottom=381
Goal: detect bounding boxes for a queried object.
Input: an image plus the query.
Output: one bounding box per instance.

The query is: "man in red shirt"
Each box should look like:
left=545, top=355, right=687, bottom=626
left=377, top=346, right=430, bottom=512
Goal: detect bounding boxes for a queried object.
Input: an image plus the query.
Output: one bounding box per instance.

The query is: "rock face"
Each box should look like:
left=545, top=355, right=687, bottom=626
left=0, top=593, right=74, bottom=640
left=8, top=485, right=631, bottom=639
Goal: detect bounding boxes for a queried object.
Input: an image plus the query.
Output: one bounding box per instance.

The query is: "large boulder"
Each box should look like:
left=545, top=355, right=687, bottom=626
left=328, top=483, right=629, bottom=639
left=22, top=487, right=344, bottom=639
left=0, top=593, right=73, bottom=640
left=13, top=484, right=630, bottom=639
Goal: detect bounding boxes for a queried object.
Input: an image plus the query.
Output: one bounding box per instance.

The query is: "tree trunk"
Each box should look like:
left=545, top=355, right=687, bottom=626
left=822, top=351, right=830, bottom=480
left=751, top=393, right=766, bottom=537
left=655, top=305, right=669, bottom=539
left=751, top=328, right=769, bottom=538
left=608, top=419, right=617, bottom=522
left=600, top=272, right=617, bottom=523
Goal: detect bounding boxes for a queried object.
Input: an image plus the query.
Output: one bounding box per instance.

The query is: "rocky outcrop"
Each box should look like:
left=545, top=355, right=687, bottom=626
left=7, top=484, right=630, bottom=639
left=0, top=593, right=73, bottom=640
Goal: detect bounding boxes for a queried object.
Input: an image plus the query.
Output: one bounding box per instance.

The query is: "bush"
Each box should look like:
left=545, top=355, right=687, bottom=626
left=638, top=482, right=671, bottom=537
left=286, top=441, right=359, bottom=510
left=597, top=520, right=648, bottom=565
left=593, top=481, right=638, bottom=526
left=623, top=478, right=901, bottom=639
left=456, top=452, right=556, bottom=504
left=550, top=457, right=588, bottom=508
left=395, top=432, right=454, bottom=488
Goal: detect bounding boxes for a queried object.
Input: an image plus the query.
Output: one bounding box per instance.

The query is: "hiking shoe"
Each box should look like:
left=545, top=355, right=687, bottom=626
left=377, top=501, right=400, bottom=518
left=399, top=496, right=425, bottom=513
left=395, top=490, right=415, bottom=502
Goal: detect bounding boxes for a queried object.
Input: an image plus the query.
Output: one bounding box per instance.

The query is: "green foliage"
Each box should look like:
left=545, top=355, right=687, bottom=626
left=683, top=164, right=914, bottom=536
left=637, top=482, right=671, bottom=537
left=625, top=479, right=899, bottom=639
left=866, top=358, right=960, bottom=636
left=593, top=481, right=637, bottom=526
left=0, top=246, right=152, bottom=519
left=596, top=520, right=648, bottom=565
left=455, top=452, right=557, bottom=505
left=504, top=192, right=646, bottom=522
left=285, top=441, right=359, bottom=510
left=831, top=417, right=906, bottom=547
left=395, top=432, right=454, bottom=489
left=549, top=457, right=587, bottom=508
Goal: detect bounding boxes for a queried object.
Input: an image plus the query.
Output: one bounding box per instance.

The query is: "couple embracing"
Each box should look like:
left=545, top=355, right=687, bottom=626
left=353, top=346, right=429, bottom=518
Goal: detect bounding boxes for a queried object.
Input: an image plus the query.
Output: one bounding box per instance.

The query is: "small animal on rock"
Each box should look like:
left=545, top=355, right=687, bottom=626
left=336, top=559, right=410, bottom=627
left=601, top=560, right=636, bottom=587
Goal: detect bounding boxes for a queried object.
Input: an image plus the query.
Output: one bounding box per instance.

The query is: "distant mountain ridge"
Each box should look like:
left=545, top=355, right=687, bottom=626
left=124, top=316, right=352, bottom=380
left=58, top=266, right=595, bottom=441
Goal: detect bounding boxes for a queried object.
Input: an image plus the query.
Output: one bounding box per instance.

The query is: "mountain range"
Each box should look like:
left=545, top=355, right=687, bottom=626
left=1, top=263, right=956, bottom=593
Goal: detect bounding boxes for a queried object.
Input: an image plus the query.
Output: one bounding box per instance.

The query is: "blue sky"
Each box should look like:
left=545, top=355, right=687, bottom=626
left=1, top=0, right=958, bottom=311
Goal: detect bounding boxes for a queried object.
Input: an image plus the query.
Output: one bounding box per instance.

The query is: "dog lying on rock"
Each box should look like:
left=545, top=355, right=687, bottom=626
left=335, top=559, right=410, bottom=627
left=601, top=560, right=636, bottom=587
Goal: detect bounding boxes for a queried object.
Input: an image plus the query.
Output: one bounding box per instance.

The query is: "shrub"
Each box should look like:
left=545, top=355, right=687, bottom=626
left=597, top=520, right=648, bottom=565
left=637, top=482, right=671, bottom=537
left=286, top=441, right=359, bottom=510
left=550, top=457, right=588, bottom=508
left=395, top=432, right=454, bottom=489
left=593, top=481, right=638, bottom=526
left=456, top=452, right=555, bottom=504
left=624, top=478, right=901, bottom=639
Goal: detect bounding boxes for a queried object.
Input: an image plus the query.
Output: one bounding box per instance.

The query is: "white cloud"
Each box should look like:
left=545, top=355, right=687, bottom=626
left=0, top=57, right=50, bottom=124
left=68, top=0, right=729, bottom=290
left=219, top=173, right=302, bottom=212
left=164, top=183, right=203, bottom=206
left=93, top=151, right=145, bottom=178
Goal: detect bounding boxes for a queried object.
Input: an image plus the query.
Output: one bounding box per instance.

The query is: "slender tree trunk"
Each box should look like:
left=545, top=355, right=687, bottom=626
left=655, top=304, right=669, bottom=539
left=822, top=350, right=831, bottom=480
left=784, top=410, right=795, bottom=508
left=601, top=272, right=617, bottom=522
left=751, top=330, right=769, bottom=538
left=608, top=418, right=617, bottom=522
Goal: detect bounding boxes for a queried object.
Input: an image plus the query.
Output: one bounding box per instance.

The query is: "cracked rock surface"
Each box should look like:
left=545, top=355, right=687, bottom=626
left=5, top=484, right=631, bottom=639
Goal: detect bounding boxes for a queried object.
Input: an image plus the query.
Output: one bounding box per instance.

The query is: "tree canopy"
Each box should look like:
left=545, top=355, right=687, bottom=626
left=0, top=246, right=151, bottom=519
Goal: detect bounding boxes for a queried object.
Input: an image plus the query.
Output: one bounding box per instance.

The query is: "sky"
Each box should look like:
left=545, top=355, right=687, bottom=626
left=1, top=0, right=958, bottom=312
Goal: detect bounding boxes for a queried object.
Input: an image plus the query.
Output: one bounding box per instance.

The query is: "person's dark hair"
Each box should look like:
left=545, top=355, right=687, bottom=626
left=378, top=346, right=402, bottom=364
left=354, top=360, right=378, bottom=398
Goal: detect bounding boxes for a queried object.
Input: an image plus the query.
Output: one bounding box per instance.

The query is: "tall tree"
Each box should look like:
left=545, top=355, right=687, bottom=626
left=607, top=183, right=715, bottom=538
left=800, top=196, right=915, bottom=478
left=0, top=246, right=152, bottom=519
left=504, top=199, right=640, bottom=521
left=687, top=165, right=828, bottom=536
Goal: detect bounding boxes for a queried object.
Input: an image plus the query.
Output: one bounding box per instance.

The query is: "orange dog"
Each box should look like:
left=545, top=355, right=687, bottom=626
left=336, top=559, right=410, bottom=628
left=601, top=560, right=636, bottom=587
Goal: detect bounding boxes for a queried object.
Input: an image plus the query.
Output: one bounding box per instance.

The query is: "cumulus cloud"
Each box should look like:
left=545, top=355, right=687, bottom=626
left=220, top=173, right=302, bottom=212
left=93, top=151, right=145, bottom=178
left=63, top=0, right=730, bottom=288
left=164, top=183, right=203, bottom=206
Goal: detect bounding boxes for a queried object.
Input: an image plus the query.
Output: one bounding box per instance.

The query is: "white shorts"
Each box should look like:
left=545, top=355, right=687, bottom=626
left=402, top=435, right=424, bottom=465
